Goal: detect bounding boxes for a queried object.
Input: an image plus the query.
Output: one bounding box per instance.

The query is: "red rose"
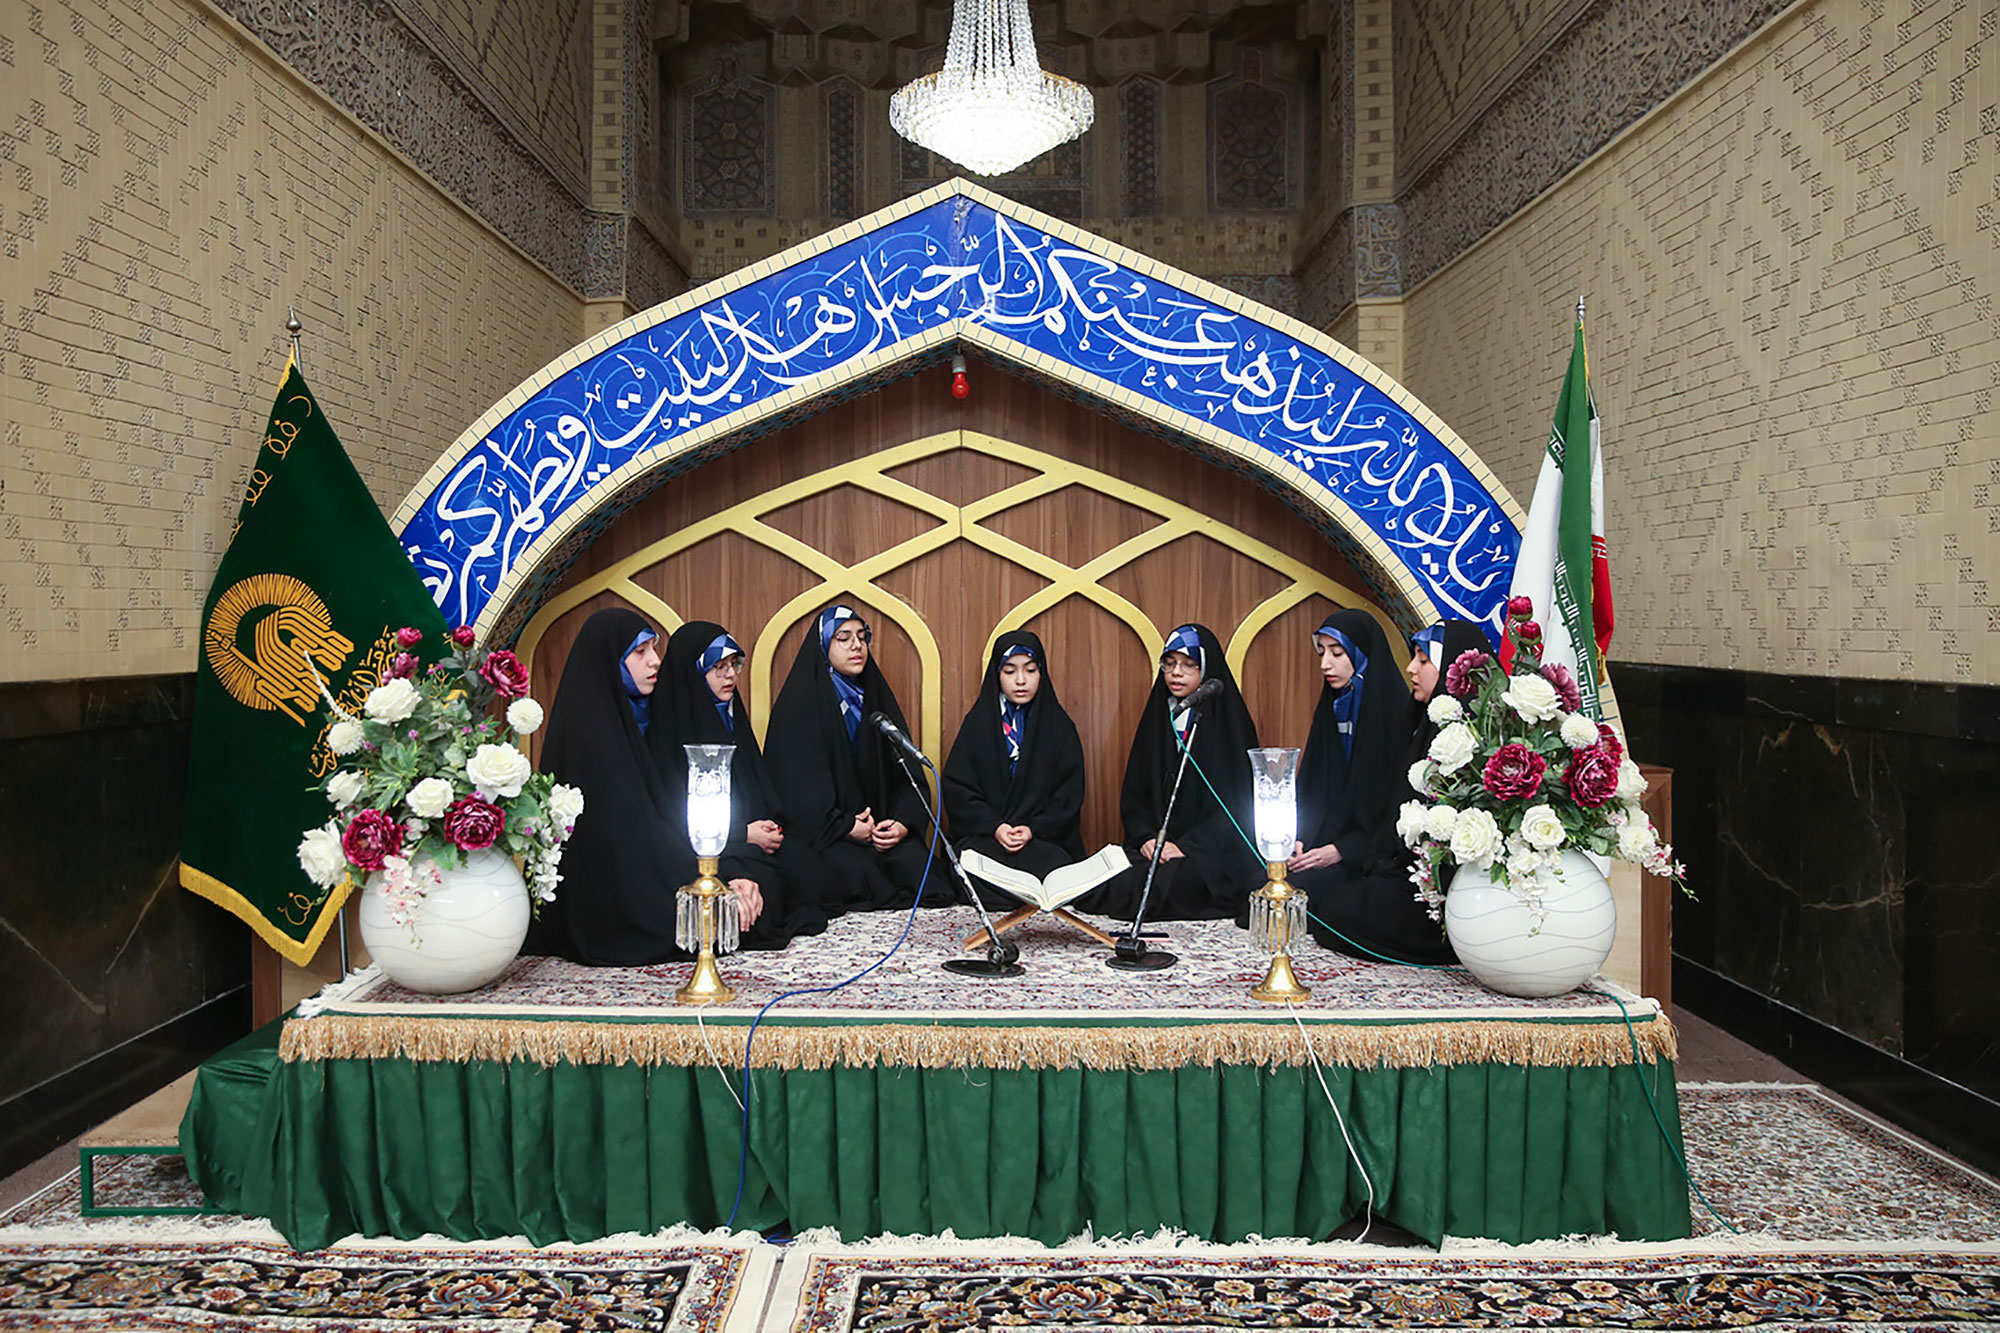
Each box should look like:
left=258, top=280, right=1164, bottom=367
left=450, top=625, right=477, bottom=648
left=478, top=649, right=531, bottom=699
left=1565, top=744, right=1621, bottom=808
left=1508, top=595, right=1534, bottom=619
left=386, top=652, right=419, bottom=681
left=442, top=796, right=506, bottom=850
left=1481, top=743, right=1548, bottom=802
left=1518, top=620, right=1542, bottom=641
left=340, top=809, right=404, bottom=872
left=395, top=626, right=425, bottom=649
left=1540, top=662, right=1581, bottom=712
left=1445, top=649, right=1493, bottom=698
left=1596, top=722, right=1624, bottom=766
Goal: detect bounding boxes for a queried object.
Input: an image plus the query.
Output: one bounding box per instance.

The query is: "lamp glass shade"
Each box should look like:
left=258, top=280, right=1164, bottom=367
left=1247, top=747, right=1302, bottom=862
left=684, top=744, right=735, bottom=857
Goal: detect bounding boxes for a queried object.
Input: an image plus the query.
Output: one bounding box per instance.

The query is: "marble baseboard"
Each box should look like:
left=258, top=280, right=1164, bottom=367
left=0, top=674, right=248, bottom=1173
left=1615, top=662, right=2000, bottom=1110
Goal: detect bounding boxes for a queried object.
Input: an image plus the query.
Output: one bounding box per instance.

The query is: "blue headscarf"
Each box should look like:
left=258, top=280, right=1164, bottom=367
left=996, top=641, right=1038, bottom=772
left=618, top=627, right=658, bottom=735
left=697, top=632, right=743, bottom=733
left=1161, top=625, right=1205, bottom=740
left=1316, top=616, right=1369, bottom=758
left=819, top=605, right=869, bottom=742
left=1409, top=624, right=1445, bottom=665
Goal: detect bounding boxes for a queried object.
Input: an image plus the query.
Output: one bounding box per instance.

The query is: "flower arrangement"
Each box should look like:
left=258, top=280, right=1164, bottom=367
left=1400, top=596, right=1685, bottom=929
left=295, top=625, right=583, bottom=936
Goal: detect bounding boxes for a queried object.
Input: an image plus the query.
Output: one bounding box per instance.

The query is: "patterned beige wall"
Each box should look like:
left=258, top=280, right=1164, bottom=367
left=1393, top=0, right=1582, bottom=174
left=394, top=0, right=595, bottom=199
left=1401, top=0, right=1998, bottom=685
left=0, top=0, right=584, bottom=683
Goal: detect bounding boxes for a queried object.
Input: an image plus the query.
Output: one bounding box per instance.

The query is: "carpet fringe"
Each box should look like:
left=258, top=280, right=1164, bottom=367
left=277, top=1012, right=1678, bottom=1071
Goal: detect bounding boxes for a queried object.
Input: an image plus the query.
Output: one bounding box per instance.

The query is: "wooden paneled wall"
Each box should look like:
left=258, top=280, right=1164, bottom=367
left=518, top=366, right=1399, bottom=851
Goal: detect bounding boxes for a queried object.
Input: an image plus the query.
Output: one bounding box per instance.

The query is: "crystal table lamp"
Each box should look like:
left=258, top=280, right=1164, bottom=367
left=1246, top=747, right=1311, bottom=1003
left=675, top=744, right=739, bottom=1005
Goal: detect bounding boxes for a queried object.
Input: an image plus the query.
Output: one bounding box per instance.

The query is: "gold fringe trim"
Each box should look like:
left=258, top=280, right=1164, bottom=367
left=278, top=1013, right=1678, bottom=1072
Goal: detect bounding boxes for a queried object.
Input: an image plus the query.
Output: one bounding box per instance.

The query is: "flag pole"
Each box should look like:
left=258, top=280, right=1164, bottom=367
left=286, top=306, right=347, bottom=976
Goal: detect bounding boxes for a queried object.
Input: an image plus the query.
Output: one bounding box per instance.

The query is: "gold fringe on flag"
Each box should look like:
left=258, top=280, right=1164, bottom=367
left=278, top=1012, right=1678, bottom=1071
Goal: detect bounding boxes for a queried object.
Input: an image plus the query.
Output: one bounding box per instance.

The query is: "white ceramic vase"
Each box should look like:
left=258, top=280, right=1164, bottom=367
left=356, top=847, right=530, bottom=994
left=1444, top=850, right=1616, bottom=998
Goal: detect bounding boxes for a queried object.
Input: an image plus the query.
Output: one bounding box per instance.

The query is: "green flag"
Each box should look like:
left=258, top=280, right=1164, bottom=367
left=180, top=359, right=446, bottom=963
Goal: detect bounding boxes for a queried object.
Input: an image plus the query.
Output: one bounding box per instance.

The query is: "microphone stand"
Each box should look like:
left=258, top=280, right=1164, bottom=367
left=885, top=745, right=1025, bottom=978
left=1107, top=705, right=1195, bottom=972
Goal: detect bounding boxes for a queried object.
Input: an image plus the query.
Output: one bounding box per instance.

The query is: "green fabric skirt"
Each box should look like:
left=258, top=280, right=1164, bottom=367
left=182, top=1020, right=1693, bottom=1251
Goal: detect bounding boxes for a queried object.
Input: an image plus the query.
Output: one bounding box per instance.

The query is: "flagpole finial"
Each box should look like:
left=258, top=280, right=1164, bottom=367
left=285, top=307, right=303, bottom=369
left=1576, top=293, right=1586, bottom=322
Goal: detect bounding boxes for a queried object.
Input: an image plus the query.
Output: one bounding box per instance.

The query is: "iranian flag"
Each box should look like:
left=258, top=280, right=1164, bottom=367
left=1505, top=304, right=1614, bottom=718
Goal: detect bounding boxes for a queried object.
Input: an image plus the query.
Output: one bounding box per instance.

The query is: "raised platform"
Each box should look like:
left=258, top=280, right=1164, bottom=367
left=183, top=910, right=1692, bottom=1250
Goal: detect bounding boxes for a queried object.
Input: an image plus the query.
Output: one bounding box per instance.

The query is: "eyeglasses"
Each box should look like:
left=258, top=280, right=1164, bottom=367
left=707, top=656, right=745, bottom=676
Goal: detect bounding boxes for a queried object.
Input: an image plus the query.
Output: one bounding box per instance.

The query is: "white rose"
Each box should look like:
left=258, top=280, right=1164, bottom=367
left=364, top=677, right=421, bottom=724
left=1616, top=758, right=1648, bottom=800
left=405, top=776, right=455, bottom=819
left=296, top=823, right=348, bottom=888
left=326, top=770, right=366, bottom=807
left=327, top=719, right=365, bottom=755
left=1426, top=694, right=1463, bottom=725
left=1519, top=803, right=1567, bottom=851
left=506, top=698, right=545, bottom=735
left=1428, top=722, right=1478, bottom=775
left=1423, top=803, right=1460, bottom=843
left=1559, top=712, right=1600, bottom=748
left=1617, top=820, right=1659, bottom=862
left=465, top=743, right=533, bottom=800
left=1448, top=808, right=1503, bottom=868
left=1396, top=800, right=1428, bottom=847
left=1501, top=673, right=1563, bottom=723
left=1407, top=760, right=1432, bottom=795
left=547, top=783, right=585, bottom=828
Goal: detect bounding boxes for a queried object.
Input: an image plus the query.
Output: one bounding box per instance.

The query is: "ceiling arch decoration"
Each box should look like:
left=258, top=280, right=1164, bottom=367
left=393, top=179, right=1526, bottom=648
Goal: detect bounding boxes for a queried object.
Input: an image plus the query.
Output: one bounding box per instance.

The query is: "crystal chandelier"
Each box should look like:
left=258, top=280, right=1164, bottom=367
left=890, top=0, right=1095, bottom=177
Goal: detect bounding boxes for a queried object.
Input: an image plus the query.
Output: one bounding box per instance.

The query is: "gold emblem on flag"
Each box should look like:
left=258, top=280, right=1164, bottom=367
left=204, top=574, right=355, bottom=724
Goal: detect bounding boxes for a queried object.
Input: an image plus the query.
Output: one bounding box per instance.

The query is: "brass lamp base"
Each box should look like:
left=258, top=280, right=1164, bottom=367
left=675, top=857, right=737, bottom=1006
left=1249, top=859, right=1313, bottom=1004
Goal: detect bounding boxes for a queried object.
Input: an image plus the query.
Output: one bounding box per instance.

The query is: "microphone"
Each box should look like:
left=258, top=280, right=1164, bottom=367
left=867, top=711, right=929, bottom=767
left=1172, top=678, right=1225, bottom=713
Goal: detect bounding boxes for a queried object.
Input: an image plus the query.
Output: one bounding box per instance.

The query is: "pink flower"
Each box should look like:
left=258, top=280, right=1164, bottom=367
left=1444, top=649, right=1493, bottom=698
left=442, top=796, right=506, bottom=850
left=1565, top=745, right=1621, bottom=808
left=340, top=809, right=404, bottom=872
left=386, top=652, right=419, bottom=681
left=395, top=626, right=426, bottom=649
left=1507, top=595, right=1534, bottom=619
left=1597, top=722, right=1624, bottom=766
left=1540, top=662, right=1581, bottom=712
left=450, top=625, right=477, bottom=648
left=478, top=650, right=531, bottom=700
left=1481, top=743, right=1548, bottom=801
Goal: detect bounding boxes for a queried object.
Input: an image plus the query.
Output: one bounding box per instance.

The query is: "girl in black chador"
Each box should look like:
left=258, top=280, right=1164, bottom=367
left=526, top=606, right=760, bottom=965
left=1287, top=608, right=1456, bottom=964
left=1077, top=623, right=1262, bottom=921
left=941, top=632, right=1087, bottom=905
left=763, top=605, right=933, bottom=913
left=1404, top=619, right=1493, bottom=775
left=647, top=621, right=829, bottom=950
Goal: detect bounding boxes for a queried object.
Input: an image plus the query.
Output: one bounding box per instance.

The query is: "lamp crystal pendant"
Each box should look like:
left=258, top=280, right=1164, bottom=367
left=890, top=0, right=1094, bottom=176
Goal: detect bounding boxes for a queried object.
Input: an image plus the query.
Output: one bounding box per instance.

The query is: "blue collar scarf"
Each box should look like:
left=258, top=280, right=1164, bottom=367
left=997, top=642, right=1037, bottom=772
left=698, top=632, right=742, bottom=733
left=1162, top=626, right=1204, bottom=740
left=1317, top=619, right=1368, bottom=758
left=820, top=606, right=867, bottom=742
left=619, top=628, right=658, bottom=735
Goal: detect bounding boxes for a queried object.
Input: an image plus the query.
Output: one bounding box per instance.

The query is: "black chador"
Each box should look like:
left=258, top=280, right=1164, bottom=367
left=1290, top=608, right=1454, bottom=964
left=941, top=633, right=1087, bottom=904
left=1077, top=623, right=1262, bottom=921
left=763, top=605, right=933, bottom=913
left=647, top=621, right=829, bottom=950
left=1404, top=619, right=1493, bottom=780
left=523, top=606, right=691, bottom=966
